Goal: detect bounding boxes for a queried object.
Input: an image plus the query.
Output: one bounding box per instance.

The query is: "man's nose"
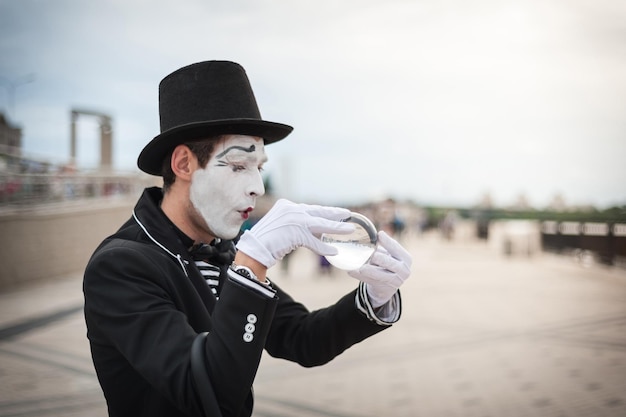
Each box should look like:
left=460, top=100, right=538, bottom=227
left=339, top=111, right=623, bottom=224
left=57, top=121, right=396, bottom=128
left=248, top=172, right=265, bottom=197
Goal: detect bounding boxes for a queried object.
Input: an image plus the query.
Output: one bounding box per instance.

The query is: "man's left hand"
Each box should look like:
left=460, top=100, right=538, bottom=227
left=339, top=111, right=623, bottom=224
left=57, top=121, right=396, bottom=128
left=348, top=231, right=412, bottom=308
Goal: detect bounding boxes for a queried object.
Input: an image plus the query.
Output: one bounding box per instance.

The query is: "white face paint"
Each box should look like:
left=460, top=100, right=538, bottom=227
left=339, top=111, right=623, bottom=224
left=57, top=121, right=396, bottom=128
left=189, top=135, right=267, bottom=240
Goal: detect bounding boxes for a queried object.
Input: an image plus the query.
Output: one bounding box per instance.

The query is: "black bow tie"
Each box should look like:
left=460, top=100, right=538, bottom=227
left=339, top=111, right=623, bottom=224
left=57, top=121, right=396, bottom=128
left=189, top=239, right=236, bottom=265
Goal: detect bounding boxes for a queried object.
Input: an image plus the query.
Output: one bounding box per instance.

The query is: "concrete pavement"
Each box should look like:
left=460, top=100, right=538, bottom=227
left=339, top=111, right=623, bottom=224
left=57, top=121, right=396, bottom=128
left=1, top=231, right=625, bottom=416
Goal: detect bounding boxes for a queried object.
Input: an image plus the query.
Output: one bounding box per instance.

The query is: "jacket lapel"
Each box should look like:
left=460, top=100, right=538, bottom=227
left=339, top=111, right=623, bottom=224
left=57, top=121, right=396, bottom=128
left=133, top=187, right=219, bottom=313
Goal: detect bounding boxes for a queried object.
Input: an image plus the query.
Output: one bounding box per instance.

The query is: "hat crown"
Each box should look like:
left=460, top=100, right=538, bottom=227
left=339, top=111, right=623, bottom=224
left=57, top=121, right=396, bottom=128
left=137, top=60, right=292, bottom=176
left=159, top=61, right=261, bottom=133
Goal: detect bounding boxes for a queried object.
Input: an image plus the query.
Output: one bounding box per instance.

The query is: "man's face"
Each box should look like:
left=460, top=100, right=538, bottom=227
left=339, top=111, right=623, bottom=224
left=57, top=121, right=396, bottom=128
left=189, top=135, right=267, bottom=240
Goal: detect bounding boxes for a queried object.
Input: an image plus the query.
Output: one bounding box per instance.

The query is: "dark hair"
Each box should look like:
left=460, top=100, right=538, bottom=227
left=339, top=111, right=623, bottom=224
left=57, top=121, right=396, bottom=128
left=161, top=138, right=220, bottom=193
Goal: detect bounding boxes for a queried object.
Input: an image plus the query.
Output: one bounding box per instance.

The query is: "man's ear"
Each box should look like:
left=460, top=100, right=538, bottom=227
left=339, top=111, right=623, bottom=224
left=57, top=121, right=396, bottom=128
left=170, top=144, right=196, bottom=182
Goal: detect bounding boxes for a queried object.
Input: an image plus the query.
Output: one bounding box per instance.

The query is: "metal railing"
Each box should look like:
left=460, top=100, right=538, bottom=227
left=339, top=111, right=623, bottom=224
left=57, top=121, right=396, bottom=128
left=541, top=221, right=626, bottom=267
left=0, top=171, right=157, bottom=206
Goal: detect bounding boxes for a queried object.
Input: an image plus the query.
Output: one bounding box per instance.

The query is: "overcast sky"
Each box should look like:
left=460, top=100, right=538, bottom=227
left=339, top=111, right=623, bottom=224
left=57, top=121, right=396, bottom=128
left=1, top=0, right=625, bottom=208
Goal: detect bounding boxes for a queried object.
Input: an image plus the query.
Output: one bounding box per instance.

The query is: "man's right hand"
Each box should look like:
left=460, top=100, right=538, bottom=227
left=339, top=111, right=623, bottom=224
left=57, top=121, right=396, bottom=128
left=236, top=199, right=355, bottom=268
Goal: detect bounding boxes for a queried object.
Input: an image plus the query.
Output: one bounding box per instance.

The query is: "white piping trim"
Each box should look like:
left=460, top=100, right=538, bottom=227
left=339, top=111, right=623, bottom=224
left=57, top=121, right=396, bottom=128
left=227, top=268, right=276, bottom=298
left=355, top=282, right=398, bottom=326
left=132, top=210, right=188, bottom=277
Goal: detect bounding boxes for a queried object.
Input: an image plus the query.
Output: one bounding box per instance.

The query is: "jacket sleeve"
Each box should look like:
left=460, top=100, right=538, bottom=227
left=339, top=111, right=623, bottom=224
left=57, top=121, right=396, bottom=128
left=84, top=241, right=277, bottom=417
left=263, top=281, right=390, bottom=367
left=201, top=276, right=277, bottom=416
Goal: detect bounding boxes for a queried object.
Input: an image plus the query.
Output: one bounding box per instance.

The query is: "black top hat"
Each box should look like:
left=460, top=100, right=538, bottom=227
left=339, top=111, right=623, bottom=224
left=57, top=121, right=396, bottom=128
left=137, top=60, right=293, bottom=175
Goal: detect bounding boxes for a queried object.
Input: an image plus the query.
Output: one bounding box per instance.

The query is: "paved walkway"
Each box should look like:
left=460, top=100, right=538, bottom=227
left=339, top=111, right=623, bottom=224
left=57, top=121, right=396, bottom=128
left=1, top=232, right=625, bottom=417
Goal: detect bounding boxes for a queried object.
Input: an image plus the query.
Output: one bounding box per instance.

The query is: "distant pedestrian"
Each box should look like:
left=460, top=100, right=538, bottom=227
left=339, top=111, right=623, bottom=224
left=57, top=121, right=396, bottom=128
left=319, top=254, right=333, bottom=275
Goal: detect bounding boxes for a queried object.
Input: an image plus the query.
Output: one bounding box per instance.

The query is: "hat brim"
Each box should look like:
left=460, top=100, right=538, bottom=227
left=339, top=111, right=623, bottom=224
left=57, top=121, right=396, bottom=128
left=137, top=119, right=293, bottom=175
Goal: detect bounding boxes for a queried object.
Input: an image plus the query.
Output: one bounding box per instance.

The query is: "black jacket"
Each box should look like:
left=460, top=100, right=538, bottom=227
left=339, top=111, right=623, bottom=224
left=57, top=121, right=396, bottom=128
left=83, top=187, right=394, bottom=417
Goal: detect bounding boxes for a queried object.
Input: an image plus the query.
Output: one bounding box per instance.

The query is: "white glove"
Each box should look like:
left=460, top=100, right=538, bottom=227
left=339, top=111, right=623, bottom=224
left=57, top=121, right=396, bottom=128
left=236, top=199, right=355, bottom=268
left=348, top=231, right=412, bottom=308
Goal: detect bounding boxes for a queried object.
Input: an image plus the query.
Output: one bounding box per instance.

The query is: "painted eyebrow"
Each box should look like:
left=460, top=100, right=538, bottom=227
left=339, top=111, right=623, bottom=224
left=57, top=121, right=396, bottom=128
left=214, top=144, right=256, bottom=159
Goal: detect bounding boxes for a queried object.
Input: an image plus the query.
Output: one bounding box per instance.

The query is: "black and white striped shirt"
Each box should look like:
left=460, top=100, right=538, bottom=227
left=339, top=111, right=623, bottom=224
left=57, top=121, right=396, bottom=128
left=194, top=260, right=222, bottom=298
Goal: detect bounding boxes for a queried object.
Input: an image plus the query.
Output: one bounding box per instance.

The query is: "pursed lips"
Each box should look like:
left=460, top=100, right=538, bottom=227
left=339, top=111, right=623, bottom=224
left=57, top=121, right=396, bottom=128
left=240, top=207, right=253, bottom=220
